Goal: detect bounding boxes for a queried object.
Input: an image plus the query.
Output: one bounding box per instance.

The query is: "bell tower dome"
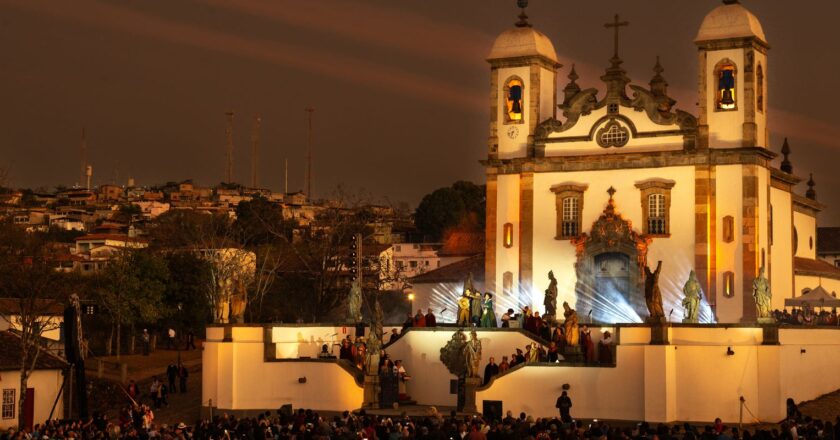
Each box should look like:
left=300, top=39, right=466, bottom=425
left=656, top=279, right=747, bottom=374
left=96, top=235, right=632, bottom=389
left=487, top=0, right=561, bottom=159
left=695, top=0, right=768, bottom=149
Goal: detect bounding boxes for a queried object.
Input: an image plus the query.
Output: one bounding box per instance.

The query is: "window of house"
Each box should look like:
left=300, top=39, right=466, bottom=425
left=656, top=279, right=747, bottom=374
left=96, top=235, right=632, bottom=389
left=395, top=245, right=401, bottom=252
left=635, top=179, right=675, bottom=236
left=723, top=272, right=735, bottom=298
left=409, top=261, right=417, bottom=268
left=504, top=78, right=524, bottom=123
left=716, top=61, right=737, bottom=111
left=723, top=216, right=735, bottom=243
left=2, top=389, right=14, bottom=419
left=425, top=261, right=430, bottom=266
left=503, top=272, right=513, bottom=297
left=757, top=64, right=764, bottom=113
left=551, top=184, right=587, bottom=239
left=396, top=261, right=404, bottom=270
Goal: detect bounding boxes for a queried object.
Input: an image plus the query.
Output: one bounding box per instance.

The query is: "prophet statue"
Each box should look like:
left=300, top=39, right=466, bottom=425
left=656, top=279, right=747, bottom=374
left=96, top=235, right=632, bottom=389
left=753, top=266, right=772, bottom=321
left=544, top=270, right=558, bottom=317
left=347, top=278, right=363, bottom=323
left=644, top=261, right=665, bottom=321
left=681, top=270, right=703, bottom=323
left=562, top=302, right=579, bottom=346
left=465, top=330, right=482, bottom=378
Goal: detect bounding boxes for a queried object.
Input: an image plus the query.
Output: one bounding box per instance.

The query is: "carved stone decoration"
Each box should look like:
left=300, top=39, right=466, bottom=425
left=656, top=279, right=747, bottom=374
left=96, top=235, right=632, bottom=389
left=595, top=120, right=630, bottom=148
left=439, top=329, right=468, bottom=379
left=572, top=195, right=651, bottom=322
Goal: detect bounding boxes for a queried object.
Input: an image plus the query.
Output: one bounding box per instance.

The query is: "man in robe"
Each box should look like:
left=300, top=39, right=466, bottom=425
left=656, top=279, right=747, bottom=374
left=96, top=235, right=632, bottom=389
left=483, top=357, right=499, bottom=385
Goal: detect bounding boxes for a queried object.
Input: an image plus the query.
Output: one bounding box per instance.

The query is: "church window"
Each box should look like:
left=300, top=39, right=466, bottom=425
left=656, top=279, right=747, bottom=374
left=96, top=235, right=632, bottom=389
left=635, top=179, right=675, bottom=237
left=757, top=64, right=765, bottom=113
left=503, top=223, right=514, bottom=248
left=551, top=183, right=588, bottom=240
left=793, top=227, right=799, bottom=254
left=647, top=194, right=667, bottom=235
left=596, top=120, right=630, bottom=148
left=723, top=216, right=735, bottom=243
left=503, top=272, right=513, bottom=297
left=561, top=197, right=580, bottom=237
left=769, top=205, right=773, bottom=246
left=504, top=78, right=524, bottom=123
left=723, top=272, right=735, bottom=298
left=715, top=60, right=737, bottom=111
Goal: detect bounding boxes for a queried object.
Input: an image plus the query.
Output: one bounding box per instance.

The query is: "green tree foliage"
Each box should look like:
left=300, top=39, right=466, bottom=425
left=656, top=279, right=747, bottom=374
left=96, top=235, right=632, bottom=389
left=162, top=251, right=213, bottom=333
left=235, top=196, right=285, bottom=245
left=414, top=181, right=486, bottom=241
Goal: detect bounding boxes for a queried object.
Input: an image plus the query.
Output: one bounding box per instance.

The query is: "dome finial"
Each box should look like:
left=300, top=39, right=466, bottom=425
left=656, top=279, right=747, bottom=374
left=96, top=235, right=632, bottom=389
left=563, top=64, right=581, bottom=104
left=650, top=56, right=668, bottom=96
left=806, top=174, right=817, bottom=200
left=780, top=138, right=793, bottom=174
left=515, top=0, right=531, bottom=28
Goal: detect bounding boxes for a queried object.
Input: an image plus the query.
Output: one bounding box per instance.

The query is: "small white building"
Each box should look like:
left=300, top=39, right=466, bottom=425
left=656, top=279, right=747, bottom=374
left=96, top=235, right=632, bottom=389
left=393, top=243, right=441, bottom=279
left=0, top=331, right=67, bottom=431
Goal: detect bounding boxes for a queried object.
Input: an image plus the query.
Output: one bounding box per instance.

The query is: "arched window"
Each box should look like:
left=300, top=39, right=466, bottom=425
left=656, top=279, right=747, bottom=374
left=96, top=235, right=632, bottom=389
left=757, top=64, right=765, bottom=113
left=504, top=78, right=524, bottom=123
left=647, top=194, right=667, bottom=235
left=561, top=197, right=580, bottom=238
left=715, top=60, right=737, bottom=111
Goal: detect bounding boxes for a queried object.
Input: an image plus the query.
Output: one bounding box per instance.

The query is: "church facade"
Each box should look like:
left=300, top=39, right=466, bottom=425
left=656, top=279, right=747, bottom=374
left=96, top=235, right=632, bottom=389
left=484, top=1, right=824, bottom=324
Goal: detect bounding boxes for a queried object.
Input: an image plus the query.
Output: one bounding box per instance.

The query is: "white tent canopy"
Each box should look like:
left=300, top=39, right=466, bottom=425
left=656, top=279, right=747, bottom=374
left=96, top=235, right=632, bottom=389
left=785, top=286, right=840, bottom=308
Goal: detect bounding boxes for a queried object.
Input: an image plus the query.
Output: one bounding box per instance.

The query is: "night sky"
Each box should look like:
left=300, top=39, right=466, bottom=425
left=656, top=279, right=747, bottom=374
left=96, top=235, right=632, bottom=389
left=0, top=0, right=838, bottom=223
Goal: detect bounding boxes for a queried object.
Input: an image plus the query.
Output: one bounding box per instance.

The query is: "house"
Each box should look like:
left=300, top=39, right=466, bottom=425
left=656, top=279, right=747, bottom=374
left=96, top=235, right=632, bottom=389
left=0, top=298, right=64, bottom=342
left=393, top=243, right=442, bottom=279
left=0, top=331, right=67, bottom=431
left=817, top=227, right=840, bottom=268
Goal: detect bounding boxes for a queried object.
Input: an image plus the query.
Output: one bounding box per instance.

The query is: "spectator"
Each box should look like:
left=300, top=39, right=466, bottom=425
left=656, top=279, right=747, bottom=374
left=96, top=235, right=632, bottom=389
left=498, top=356, right=510, bottom=374
left=414, top=309, right=426, bottom=327
left=141, top=329, right=151, bottom=356
left=178, top=363, right=189, bottom=393
left=501, top=309, right=514, bottom=328
left=556, top=390, right=572, bottom=423
left=483, top=357, right=499, bottom=385
left=425, top=308, right=437, bottom=327
left=166, top=327, right=176, bottom=349
left=389, top=328, right=400, bottom=344
left=166, top=363, right=178, bottom=393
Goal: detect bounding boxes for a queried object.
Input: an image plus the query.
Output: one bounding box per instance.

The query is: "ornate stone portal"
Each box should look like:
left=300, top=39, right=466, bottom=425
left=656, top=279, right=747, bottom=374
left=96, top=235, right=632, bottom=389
left=572, top=190, right=651, bottom=322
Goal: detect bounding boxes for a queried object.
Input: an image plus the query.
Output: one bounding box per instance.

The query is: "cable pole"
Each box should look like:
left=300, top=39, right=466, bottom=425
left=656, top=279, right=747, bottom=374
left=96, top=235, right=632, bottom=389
left=225, top=111, right=235, bottom=183
left=305, top=107, right=315, bottom=200
left=251, top=114, right=261, bottom=188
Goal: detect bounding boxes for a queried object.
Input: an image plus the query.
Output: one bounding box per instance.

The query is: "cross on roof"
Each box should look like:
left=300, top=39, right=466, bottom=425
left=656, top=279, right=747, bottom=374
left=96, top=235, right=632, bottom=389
left=604, top=14, right=629, bottom=59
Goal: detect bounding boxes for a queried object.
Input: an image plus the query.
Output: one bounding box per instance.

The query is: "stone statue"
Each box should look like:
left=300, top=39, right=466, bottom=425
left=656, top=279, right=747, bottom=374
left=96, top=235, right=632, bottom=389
left=644, top=261, right=665, bottom=322
left=681, top=270, right=703, bottom=323
left=439, top=329, right=468, bottom=378
left=365, top=295, right=384, bottom=375
left=562, top=302, right=579, bottom=346
left=347, top=278, right=363, bottom=323
left=544, top=270, right=558, bottom=318
left=753, top=266, right=773, bottom=322
left=464, top=330, right=482, bottom=378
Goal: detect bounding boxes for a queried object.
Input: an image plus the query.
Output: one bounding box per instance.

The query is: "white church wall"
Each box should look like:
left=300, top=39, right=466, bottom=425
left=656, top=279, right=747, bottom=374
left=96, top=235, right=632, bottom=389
left=794, top=275, right=840, bottom=299
left=770, top=187, right=794, bottom=304
left=477, top=345, right=647, bottom=421
left=530, top=167, right=695, bottom=321
left=496, top=174, right=521, bottom=303
left=411, top=281, right=486, bottom=324
left=793, top=211, right=817, bottom=259
left=715, top=165, right=745, bottom=322
left=496, top=66, right=531, bottom=159
left=539, top=67, right=555, bottom=123
left=706, top=49, right=745, bottom=148
left=385, top=329, right=550, bottom=407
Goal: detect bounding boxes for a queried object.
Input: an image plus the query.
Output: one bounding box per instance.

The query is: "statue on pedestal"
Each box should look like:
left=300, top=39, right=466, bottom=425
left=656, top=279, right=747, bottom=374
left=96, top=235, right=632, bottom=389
left=439, top=329, right=468, bottom=378
left=465, top=330, right=482, bottom=378
left=753, top=266, right=773, bottom=323
left=562, top=302, right=579, bottom=346
left=347, top=278, right=363, bottom=323
left=644, top=261, right=665, bottom=322
left=681, top=270, right=703, bottom=323
left=544, top=270, right=558, bottom=318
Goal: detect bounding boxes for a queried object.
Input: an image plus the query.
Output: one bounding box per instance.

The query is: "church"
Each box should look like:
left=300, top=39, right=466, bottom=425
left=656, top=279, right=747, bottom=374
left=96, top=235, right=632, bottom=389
left=484, top=0, right=831, bottom=324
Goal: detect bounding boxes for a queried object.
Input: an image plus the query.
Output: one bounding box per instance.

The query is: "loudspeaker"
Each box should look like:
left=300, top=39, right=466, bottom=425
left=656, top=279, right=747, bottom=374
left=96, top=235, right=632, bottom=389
left=483, top=400, right=502, bottom=421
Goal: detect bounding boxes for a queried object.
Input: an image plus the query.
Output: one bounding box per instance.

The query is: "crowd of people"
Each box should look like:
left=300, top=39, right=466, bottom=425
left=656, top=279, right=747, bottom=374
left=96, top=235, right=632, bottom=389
left=772, top=308, right=839, bottom=326
left=4, top=401, right=839, bottom=440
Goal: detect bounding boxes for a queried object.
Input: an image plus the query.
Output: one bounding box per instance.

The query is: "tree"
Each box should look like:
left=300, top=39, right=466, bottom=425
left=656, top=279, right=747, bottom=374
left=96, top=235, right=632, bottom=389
left=95, top=248, right=169, bottom=358
left=414, top=181, right=486, bottom=241
left=163, top=252, right=213, bottom=332
left=0, top=221, right=67, bottom=429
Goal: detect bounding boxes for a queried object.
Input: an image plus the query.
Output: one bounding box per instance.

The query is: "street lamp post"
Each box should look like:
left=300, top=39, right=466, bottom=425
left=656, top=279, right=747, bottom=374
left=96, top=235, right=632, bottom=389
left=408, top=293, right=415, bottom=316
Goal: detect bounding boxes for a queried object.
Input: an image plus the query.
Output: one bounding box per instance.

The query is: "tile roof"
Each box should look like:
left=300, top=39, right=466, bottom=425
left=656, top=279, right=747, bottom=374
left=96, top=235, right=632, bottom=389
left=409, top=253, right=484, bottom=284
left=794, top=257, right=840, bottom=280
left=437, top=231, right=484, bottom=257
left=0, top=331, right=68, bottom=371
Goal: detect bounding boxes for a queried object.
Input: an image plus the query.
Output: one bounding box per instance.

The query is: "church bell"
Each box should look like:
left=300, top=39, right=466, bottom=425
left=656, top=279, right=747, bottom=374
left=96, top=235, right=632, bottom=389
left=720, top=89, right=735, bottom=107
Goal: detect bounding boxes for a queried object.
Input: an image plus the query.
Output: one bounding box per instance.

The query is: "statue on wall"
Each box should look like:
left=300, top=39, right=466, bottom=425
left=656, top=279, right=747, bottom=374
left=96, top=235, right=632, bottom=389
left=562, top=302, right=579, bottom=346
left=753, top=266, right=773, bottom=322
left=347, top=278, right=363, bottom=323
left=681, top=270, right=703, bottom=323
left=644, top=261, right=665, bottom=322
left=365, top=293, right=384, bottom=375
left=544, top=270, right=558, bottom=318
left=465, top=330, right=482, bottom=378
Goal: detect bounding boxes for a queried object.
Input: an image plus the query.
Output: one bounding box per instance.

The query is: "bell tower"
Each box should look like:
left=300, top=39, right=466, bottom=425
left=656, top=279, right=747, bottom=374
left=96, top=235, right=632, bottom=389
left=695, top=0, right=768, bottom=149
left=487, top=0, right=561, bottom=160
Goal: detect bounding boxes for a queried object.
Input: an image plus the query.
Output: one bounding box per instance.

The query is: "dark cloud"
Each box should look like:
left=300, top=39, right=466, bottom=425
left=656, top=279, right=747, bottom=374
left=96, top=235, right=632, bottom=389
left=0, top=0, right=837, bottom=223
